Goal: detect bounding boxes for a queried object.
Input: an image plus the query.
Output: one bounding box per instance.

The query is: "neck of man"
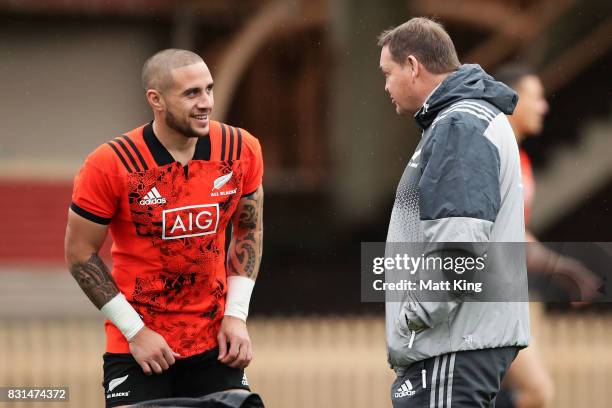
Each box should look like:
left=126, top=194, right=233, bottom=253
left=419, top=71, right=451, bottom=109
left=152, top=118, right=198, bottom=165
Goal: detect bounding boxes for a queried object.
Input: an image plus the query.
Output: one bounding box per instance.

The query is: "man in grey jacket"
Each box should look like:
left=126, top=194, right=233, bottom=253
left=378, top=18, right=530, bottom=407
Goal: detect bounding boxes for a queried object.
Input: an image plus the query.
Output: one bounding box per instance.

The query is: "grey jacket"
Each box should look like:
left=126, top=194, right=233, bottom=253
left=385, top=64, right=530, bottom=369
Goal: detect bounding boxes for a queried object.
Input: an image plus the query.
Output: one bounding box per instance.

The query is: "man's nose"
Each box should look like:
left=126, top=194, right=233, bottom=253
left=196, top=95, right=212, bottom=110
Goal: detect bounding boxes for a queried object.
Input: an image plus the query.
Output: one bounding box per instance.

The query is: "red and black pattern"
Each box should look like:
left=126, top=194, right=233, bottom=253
left=124, top=160, right=243, bottom=355
left=73, top=121, right=263, bottom=358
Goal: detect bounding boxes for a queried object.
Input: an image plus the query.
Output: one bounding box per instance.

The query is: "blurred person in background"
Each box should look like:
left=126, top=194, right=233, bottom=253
left=379, top=17, right=529, bottom=407
left=64, top=49, right=264, bottom=407
left=494, top=65, right=602, bottom=408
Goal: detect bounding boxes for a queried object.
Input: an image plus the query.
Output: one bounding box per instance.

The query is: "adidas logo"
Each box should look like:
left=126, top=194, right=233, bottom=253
left=139, top=187, right=166, bottom=205
left=394, top=379, right=416, bottom=399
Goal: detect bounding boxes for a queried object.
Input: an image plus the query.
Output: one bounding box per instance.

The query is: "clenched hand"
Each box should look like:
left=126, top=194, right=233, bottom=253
left=129, top=326, right=181, bottom=375
left=217, top=316, right=252, bottom=369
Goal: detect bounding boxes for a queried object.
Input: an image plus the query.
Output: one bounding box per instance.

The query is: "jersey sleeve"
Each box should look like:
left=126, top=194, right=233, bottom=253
left=241, top=130, right=264, bottom=195
left=71, top=145, right=120, bottom=224
left=519, top=149, right=534, bottom=226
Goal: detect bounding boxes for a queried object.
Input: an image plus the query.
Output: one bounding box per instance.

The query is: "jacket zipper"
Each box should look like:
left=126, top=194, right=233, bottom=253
left=408, top=330, right=415, bottom=348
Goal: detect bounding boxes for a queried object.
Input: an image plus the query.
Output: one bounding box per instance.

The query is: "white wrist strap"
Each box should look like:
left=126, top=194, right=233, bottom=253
left=224, top=276, right=255, bottom=321
left=101, top=293, right=145, bottom=341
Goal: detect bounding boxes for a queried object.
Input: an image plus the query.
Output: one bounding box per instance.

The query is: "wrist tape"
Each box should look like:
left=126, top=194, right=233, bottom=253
left=100, top=293, right=145, bottom=341
left=224, top=276, right=255, bottom=321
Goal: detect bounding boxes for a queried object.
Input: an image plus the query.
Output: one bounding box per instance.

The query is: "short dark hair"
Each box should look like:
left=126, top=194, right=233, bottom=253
left=141, top=49, right=204, bottom=91
left=378, top=17, right=460, bottom=74
left=494, top=64, right=537, bottom=89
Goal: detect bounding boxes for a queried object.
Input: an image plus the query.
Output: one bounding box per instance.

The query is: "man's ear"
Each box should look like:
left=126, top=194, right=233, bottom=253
left=406, top=55, right=419, bottom=81
left=146, top=89, right=165, bottom=111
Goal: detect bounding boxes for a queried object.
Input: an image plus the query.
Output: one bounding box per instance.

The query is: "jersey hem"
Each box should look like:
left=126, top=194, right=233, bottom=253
left=241, top=186, right=260, bottom=197
left=70, top=202, right=112, bottom=225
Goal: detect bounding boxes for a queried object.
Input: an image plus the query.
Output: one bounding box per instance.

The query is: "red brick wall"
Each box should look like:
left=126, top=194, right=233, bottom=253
left=0, top=180, right=110, bottom=265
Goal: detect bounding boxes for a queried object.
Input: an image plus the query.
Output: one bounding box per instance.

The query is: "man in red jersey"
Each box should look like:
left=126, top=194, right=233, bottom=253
left=65, top=49, right=264, bottom=407
left=494, top=65, right=601, bottom=408
left=497, top=65, right=601, bottom=300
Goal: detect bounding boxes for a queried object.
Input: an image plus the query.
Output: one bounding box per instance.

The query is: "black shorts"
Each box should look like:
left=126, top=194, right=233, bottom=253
left=391, top=346, right=519, bottom=408
left=102, top=347, right=250, bottom=407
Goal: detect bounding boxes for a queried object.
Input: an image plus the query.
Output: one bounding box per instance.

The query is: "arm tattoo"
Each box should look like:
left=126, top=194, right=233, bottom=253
left=228, top=187, right=263, bottom=280
left=69, top=253, right=119, bottom=309
left=238, top=204, right=257, bottom=230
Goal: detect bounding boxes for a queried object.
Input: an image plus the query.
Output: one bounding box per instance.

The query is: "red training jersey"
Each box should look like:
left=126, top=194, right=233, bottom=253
left=519, top=148, right=535, bottom=226
left=71, top=121, right=263, bottom=357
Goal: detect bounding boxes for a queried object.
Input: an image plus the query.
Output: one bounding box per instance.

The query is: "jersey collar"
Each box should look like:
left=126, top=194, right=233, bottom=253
left=143, top=121, right=211, bottom=166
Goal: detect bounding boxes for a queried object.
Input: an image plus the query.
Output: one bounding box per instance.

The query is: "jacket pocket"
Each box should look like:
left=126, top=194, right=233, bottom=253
left=396, top=309, right=422, bottom=349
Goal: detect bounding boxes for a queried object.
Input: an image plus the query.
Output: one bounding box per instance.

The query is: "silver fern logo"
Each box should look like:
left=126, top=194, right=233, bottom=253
left=108, top=375, right=129, bottom=392
left=211, top=171, right=237, bottom=197
left=213, top=172, right=233, bottom=190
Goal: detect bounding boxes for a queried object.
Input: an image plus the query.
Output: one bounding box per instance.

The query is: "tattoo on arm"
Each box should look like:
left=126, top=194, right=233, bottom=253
left=228, top=187, right=263, bottom=280
left=238, top=204, right=257, bottom=230
left=69, top=253, right=119, bottom=309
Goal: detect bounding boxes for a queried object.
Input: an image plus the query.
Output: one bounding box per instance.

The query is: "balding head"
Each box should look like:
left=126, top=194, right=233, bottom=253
left=141, top=49, right=204, bottom=92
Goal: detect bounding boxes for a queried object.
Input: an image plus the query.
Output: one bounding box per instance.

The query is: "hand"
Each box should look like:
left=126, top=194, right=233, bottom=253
left=556, top=256, right=603, bottom=304
left=128, top=326, right=181, bottom=375
left=217, top=316, right=252, bottom=369
left=526, top=243, right=603, bottom=304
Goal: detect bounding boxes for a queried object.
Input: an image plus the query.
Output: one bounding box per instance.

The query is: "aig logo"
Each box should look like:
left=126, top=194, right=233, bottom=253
left=162, top=204, right=219, bottom=240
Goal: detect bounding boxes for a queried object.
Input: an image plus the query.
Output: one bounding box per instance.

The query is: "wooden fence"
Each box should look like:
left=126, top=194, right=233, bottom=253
left=1, top=313, right=611, bottom=407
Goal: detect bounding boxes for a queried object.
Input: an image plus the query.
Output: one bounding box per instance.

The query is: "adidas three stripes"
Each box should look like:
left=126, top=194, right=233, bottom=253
left=391, top=347, right=518, bottom=408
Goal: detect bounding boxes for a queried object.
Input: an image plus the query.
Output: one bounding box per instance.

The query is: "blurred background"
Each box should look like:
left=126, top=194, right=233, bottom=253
left=0, top=0, right=611, bottom=406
